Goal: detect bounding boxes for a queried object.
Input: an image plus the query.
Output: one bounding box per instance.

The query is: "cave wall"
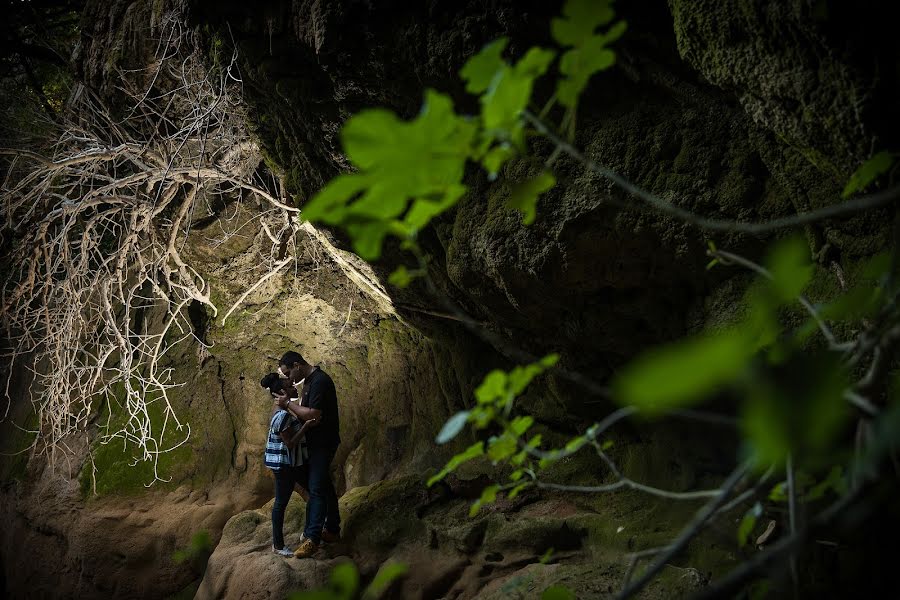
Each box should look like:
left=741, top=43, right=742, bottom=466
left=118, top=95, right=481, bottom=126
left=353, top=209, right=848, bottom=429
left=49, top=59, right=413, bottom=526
left=186, top=0, right=897, bottom=376
left=2, top=0, right=898, bottom=598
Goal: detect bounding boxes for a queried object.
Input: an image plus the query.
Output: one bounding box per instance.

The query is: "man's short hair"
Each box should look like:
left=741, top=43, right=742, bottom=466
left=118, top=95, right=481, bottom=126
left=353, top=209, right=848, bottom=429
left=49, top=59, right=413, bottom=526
left=279, top=351, right=307, bottom=367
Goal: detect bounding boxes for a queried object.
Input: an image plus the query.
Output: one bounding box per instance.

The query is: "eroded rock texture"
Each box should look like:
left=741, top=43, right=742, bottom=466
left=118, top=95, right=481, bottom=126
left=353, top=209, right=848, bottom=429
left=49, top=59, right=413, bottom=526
left=2, top=0, right=897, bottom=598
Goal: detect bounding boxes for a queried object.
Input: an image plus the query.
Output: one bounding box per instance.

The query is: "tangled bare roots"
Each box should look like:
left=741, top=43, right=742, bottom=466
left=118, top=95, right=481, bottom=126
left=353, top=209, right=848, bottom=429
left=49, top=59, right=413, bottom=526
left=0, top=11, right=300, bottom=486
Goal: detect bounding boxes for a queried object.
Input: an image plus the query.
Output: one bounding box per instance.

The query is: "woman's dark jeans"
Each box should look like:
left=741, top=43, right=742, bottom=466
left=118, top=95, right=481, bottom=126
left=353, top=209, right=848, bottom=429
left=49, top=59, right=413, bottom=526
left=303, top=445, right=340, bottom=543
left=271, top=466, right=304, bottom=549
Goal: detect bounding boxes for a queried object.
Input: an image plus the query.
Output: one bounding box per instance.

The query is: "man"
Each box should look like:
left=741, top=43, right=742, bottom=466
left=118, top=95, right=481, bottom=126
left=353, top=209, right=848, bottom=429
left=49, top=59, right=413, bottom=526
left=275, top=350, right=341, bottom=558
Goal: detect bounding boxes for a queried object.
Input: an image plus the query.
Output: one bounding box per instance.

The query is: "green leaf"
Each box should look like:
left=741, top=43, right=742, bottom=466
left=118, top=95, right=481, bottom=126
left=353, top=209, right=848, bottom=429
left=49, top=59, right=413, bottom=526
left=470, top=484, right=500, bottom=516
left=551, top=0, right=615, bottom=46
left=329, top=562, right=360, bottom=600
left=347, top=221, right=390, bottom=260
left=488, top=433, right=518, bottom=462
left=742, top=352, right=849, bottom=467
left=804, top=466, right=846, bottom=501
left=540, top=353, right=560, bottom=368
left=614, top=329, right=752, bottom=414
left=510, top=415, right=535, bottom=436
left=481, top=50, right=553, bottom=134
left=765, top=236, right=813, bottom=303
left=768, top=481, right=787, bottom=502
left=403, top=184, right=467, bottom=233
left=600, top=439, right=614, bottom=451
left=482, top=143, right=516, bottom=178
left=476, top=370, right=508, bottom=404
left=508, top=481, right=531, bottom=499
left=510, top=449, right=528, bottom=465
left=564, top=435, right=588, bottom=454
left=513, top=47, right=556, bottom=80
left=747, top=580, right=771, bottom=600
left=842, top=151, right=896, bottom=198
left=436, top=411, right=471, bottom=445
left=388, top=266, right=415, bottom=288
left=510, top=469, right=524, bottom=482
left=427, top=441, right=484, bottom=487
left=539, top=548, right=555, bottom=564
left=303, top=174, right=368, bottom=224
left=737, top=503, right=763, bottom=547
left=460, top=38, right=509, bottom=94
left=362, top=562, right=408, bottom=600
left=471, top=405, right=496, bottom=428
left=541, top=585, right=575, bottom=600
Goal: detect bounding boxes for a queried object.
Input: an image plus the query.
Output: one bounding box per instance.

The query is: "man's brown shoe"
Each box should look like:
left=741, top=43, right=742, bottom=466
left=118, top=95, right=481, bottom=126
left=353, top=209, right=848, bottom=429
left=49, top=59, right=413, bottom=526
left=321, top=529, right=341, bottom=544
left=293, top=538, right=319, bottom=559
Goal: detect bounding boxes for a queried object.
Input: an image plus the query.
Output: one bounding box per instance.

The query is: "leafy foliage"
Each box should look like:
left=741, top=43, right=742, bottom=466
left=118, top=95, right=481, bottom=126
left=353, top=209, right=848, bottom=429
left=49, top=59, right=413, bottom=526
left=295, top=0, right=897, bottom=596
left=172, top=530, right=213, bottom=571
left=842, top=150, right=897, bottom=198
left=288, top=561, right=407, bottom=600
left=299, top=0, right=626, bottom=277
left=551, top=0, right=627, bottom=110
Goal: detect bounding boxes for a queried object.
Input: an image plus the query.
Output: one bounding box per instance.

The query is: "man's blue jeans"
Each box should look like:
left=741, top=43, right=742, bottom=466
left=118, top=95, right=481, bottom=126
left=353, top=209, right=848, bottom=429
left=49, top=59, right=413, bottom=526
left=304, top=444, right=340, bottom=543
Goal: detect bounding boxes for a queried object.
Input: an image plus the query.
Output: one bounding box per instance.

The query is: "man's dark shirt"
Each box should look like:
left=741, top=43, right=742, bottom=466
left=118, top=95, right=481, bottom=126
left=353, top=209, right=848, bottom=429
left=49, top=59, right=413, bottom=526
left=301, top=368, right=341, bottom=448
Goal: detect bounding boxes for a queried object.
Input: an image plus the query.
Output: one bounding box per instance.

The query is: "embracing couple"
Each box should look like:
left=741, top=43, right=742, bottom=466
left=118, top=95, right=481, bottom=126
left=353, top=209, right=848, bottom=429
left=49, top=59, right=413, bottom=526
left=261, top=351, right=341, bottom=559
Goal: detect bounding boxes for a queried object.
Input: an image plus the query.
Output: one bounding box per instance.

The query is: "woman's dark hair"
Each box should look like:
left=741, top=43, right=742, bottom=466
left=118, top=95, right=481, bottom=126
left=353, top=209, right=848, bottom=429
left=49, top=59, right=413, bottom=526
left=260, top=372, right=287, bottom=395
left=279, top=351, right=308, bottom=367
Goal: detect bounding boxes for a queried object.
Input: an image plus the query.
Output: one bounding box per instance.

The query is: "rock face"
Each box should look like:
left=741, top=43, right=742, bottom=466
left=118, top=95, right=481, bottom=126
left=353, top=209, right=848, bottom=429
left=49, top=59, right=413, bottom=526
left=2, top=0, right=897, bottom=598
left=197, top=472, right=713, bottom=600
left=188, top=0, right=897, bottom=372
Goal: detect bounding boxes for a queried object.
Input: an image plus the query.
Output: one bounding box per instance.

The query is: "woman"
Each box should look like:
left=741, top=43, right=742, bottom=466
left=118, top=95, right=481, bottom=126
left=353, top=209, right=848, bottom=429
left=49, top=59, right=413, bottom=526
left=261, top=373, right=316, bottom=557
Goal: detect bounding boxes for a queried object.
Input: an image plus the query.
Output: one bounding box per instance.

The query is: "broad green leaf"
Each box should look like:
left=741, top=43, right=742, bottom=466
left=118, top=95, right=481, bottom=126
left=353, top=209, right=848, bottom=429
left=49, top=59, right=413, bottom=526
left=476, top=370, right=508, bottom=404
left=542, top=585, right=576, bottom=600
left=362, top=562, right=408, bottom=600
left=436, top=411, right=471, bottom=444
left=329, top=562, right=359, bottom=600
left=342, top=109, right=405, bottom=170
left=488, top=433, right=518, bottom=462
left=460, top=38, right=509, bottom=94
left=804, top=466, right=846, bottom=501
left=469, top=484, right=500, bottom=516
left=510, top=415, right=534, bottom=436
left=482, top=143, right=516, bottom=178
left=347, top=182, right=409, bottom=220
left=427, top=441, right=484, bottom=487
left=510, top=469, right=524, bottom=482
left=842, top=151, right=896, bottom=198
left=748, top=580, right=771, bottom=600
left=403, top=184, right=467, bottom=232
left=481, top=50, right=553, bottom=134
left=508, top=481, right=531, bottom=499
left=482, top=67, right=531, bottom=132
left=471, top=405, right=496, bottom=428
left=289, top=591, right=339, bottom=600
left=765, top=237, right=813, bottom=303
left=540, top=353, right=560, bottom=368
left=551, top=0, right=615, bottom=46
left=768, top=481, right=787, bottom=502
left=513, top=47, right=556, bottom=79
left=388, top=266, right=414, bottom=288
left=564, top=435, right=588, bottom=453
left=742, top=352, right=849, bottom=467
left=347, top=221, right=390, bottom=260
left=303, top=174, right=368, bottom=224
left=507, top=364, right=541, bottom=396
left=614, top=329, right=751, bottom=414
